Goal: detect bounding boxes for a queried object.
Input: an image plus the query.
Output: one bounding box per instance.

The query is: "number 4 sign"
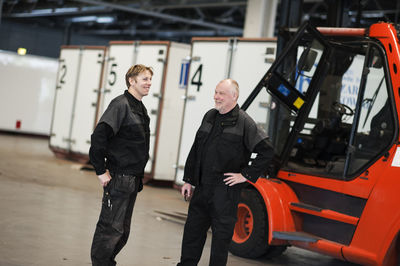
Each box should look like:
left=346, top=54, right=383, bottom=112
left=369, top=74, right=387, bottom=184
left=191, top=64, right=203, bottom=92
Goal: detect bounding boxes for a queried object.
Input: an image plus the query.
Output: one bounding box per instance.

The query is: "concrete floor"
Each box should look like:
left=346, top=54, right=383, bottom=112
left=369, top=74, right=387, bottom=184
left=0, top=133, right=359, bottom=266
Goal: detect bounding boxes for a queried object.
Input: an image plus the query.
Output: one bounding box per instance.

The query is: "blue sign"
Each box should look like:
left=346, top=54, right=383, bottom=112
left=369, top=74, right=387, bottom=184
left=179, top=59, right=190, bottom=89
left=278, top=85, right=290, bottom=97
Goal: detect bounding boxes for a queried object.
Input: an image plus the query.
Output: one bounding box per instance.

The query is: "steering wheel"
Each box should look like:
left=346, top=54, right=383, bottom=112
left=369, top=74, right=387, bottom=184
left=332, top=102, right=354, bottom=116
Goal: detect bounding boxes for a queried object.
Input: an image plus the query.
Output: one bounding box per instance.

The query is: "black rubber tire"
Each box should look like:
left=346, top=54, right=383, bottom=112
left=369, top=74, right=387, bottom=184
left=229, top=189, right=287, bottom=259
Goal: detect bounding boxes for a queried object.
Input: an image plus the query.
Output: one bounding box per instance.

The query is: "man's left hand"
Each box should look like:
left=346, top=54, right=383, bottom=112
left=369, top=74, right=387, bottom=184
left=223, top=173, right=247, bottom=186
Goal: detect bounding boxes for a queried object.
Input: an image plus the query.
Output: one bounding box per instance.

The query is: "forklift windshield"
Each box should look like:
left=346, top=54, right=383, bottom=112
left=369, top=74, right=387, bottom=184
left=248, top=23, right=395, bottom=180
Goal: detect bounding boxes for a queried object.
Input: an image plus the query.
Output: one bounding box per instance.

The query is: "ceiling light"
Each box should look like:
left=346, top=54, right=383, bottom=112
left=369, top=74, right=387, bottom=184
left=70, top=16, right=97, bottom=23
left=96, top=16, right=115, bottom=23
left=70, top=16, right=115, bottom=23
left=17, top=48, right=27, bottom=55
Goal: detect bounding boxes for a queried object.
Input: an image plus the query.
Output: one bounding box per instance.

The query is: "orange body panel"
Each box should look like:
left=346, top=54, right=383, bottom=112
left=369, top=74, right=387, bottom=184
left=277, top=149, right=392, bottom=199
left=250, top=178, right=298, bottom=244
left=258, top=147, right=400, bottom=265
left=288, top=204, right=359, bottom=225
left=295, top=240, right=345, bottom=261
left=343, top=146, right=400, bottom=265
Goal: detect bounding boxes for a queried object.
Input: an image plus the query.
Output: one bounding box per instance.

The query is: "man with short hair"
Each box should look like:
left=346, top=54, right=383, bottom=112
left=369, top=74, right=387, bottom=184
left=177, top=79, right=274, bottom=266
left=89, top=64, right=153, bottom=266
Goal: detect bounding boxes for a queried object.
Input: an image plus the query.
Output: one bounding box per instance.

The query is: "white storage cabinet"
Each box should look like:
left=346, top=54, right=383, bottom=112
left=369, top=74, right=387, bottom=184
left=99, top=41, right=190, bottom=180
left=175, top=38, right=276, bottom=184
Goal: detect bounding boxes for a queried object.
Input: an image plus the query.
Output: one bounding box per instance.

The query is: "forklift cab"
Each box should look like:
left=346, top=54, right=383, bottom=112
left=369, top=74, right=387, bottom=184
left=251, top=23, right=396, bottom=180
left=231, top=22, right=400, bottom=265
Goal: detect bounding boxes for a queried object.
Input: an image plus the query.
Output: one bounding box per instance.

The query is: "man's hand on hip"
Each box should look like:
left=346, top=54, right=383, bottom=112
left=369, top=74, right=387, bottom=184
left=223, top=173, right=247, bottom=186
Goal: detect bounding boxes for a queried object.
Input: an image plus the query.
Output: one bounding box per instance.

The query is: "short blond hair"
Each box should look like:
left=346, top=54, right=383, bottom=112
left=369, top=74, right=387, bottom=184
left=125, top=64, right=153, bottom=88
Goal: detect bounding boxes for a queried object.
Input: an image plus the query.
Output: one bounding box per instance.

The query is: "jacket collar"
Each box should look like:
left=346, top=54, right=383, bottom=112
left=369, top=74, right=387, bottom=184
left=124, top=90, right=147, bottom=115
left=206, top=104, right=239, bottom=127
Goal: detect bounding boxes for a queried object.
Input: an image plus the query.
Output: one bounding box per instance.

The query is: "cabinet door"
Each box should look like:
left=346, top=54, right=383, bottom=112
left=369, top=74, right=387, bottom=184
left=50, top=48, right=81, bottom=151
left=101, top=43, right=135, bottom=115
left=137, top=44, right=168, bottom=174
left=70, top=48, right=105, bottom=155
left=153, top=43, right=190, bottom=181
left=230, top=41, right=276, bottom=127
left=175, top=41, right=231, bottom=184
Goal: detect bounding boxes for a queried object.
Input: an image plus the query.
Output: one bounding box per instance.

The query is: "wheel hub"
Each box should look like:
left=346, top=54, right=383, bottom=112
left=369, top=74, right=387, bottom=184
left=232, top=203, right=254, bottom=243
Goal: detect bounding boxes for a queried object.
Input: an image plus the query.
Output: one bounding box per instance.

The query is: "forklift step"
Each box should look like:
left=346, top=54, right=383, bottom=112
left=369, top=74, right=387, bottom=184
left=289, top=202, right=359, bottom=225
left=273, top=231, right=319, bottom=243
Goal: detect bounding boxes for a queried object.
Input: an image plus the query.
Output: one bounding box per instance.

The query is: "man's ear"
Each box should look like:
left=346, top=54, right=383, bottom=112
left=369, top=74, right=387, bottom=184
left=129, top=77, right=136, bottom=86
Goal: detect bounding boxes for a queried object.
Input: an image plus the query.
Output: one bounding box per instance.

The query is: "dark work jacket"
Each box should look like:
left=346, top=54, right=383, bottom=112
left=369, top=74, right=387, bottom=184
left=89, top=90, right=150, bottom=176
left=183, top=105, right=273, bottom=186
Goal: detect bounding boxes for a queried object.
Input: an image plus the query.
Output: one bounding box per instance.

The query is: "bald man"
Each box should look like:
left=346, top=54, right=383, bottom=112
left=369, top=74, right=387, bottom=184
left=177, top=79, right=274, bottom=266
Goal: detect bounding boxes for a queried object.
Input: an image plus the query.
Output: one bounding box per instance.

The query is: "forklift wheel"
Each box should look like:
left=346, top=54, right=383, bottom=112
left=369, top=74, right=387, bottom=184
left=229, top=189, right=287, bottom=259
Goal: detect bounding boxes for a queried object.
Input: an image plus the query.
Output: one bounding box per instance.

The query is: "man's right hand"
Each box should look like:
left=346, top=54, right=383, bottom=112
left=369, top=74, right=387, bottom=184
left=181, top=183, right=192, bottom=200
left=98, top=171, right=111, bottom=187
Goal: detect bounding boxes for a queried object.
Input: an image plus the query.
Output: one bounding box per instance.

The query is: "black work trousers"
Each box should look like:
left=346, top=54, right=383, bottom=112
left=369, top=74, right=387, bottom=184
left=178, top=184, right=241, bottom=266
left=91, top=172, right=139, bottom=266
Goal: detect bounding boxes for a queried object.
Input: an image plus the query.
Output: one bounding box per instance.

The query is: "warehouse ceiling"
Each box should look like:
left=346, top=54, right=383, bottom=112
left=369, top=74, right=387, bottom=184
left=1, top=0, right=400, bottom=42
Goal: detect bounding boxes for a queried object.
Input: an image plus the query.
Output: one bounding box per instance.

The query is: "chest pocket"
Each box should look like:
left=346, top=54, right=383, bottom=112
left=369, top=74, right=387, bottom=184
left=217, top=133, right=244, bottom=164
left=218, top=133, right=243, bottom=154
left=119, top=124, right=146, bottom=140
left=118, top=111, right=148, bottom=140
left=214, top=133, right=244, bottom=172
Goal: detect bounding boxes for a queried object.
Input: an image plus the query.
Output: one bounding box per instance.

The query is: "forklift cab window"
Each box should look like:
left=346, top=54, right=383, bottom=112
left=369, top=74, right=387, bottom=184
left=285, top=47, right=363, bottom=177
left=275, top=39, right=323, bottom=96
left=262, top=26, right=329, bottom=158
left=347, top=48, right=394, bottom=176
left=285, top=44, right=395, bottom=179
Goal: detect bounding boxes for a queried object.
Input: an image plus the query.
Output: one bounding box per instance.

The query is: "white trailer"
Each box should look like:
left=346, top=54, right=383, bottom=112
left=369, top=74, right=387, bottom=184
left=0, top=50, right=57, bottom=136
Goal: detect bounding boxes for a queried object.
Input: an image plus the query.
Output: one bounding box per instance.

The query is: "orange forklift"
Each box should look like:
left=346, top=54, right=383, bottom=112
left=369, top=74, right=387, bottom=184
left=229, top=22, right=400, bottom=265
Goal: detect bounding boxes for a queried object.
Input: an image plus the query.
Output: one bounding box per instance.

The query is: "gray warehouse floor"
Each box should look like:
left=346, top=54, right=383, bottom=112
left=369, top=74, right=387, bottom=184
left=0, top=133, right=358, bottom=266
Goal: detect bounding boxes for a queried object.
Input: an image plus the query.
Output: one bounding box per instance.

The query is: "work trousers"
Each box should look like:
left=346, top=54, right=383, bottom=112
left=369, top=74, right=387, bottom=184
left=91, top=172, right=139, bottom=266
left=178, top=184, right=241, bottom=266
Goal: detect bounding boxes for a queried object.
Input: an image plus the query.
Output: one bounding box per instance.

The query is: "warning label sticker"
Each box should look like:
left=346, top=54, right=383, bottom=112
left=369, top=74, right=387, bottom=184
left=391, top=147, right=400, bottom=167
left=293, top=97, right=304, bottom=109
